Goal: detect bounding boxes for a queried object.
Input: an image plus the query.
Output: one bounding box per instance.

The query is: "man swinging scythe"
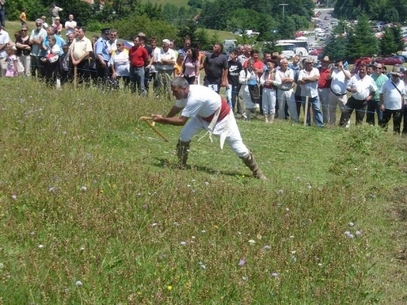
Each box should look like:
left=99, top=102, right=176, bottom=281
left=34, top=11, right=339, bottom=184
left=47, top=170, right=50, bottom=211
left=151, top=77, right=267, bottom=180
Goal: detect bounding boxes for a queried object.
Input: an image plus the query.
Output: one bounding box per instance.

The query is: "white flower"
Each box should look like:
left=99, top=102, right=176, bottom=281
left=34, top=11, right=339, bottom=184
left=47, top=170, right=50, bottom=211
left=263, top=245, right=271, bottom=250
left=38, top=244, right=44, bottom=249
left=248, top=239, right=255, bottom=244
left=355, top=230, right=362, bottom=236
left=180, top=241, right=187, bottom=245
left=0, top=263, right=4, bottom=269
left=349, top=222, right=355, bottom=227
left=75, top=281, right=83, bottom=286
left=205, top=182, right=209, bottom=186
left=80, top=186, right=87, bottom=192
left=278, top=189, right=284, bottom=194
left=11, top=195, right=17, bottom=200
left=151, top=223, right=158, bottom=227
left=271, top=272, right=279, bottom=277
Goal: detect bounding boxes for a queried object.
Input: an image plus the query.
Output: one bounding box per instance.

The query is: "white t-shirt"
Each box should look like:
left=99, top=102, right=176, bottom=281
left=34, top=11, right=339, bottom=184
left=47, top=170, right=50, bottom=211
left=275, top=68, right=294, bottom=90
left=0, top=30, right=10, bottom=58
left=175, top=85, right=222, bottom=118
left=298, top=68, right=320, bottom=98
left=330, top=69, right=349, bottom=95
left=64, top=20, right=77, bottom=35
left=347, top=74, right=377, bottom=100
left=109, top=50, right=130, bottom=77
left=156, top=48, right=175, bottom=71
left=381, top=78, right=405, bottom=110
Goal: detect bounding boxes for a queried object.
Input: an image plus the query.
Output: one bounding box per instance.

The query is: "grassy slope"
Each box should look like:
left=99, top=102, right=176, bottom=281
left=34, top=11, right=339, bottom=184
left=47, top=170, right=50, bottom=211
left=0, top=78, right=407, bottom=303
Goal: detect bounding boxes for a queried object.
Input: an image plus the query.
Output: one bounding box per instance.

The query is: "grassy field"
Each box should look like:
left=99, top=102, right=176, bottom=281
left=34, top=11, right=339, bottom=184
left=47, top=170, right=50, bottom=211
left=0, top=76, right=407, bottom=304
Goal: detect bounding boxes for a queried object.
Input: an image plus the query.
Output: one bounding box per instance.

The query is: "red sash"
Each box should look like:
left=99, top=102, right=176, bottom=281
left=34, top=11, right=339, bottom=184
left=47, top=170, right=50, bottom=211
left=202, top=98, right=230, bottom=123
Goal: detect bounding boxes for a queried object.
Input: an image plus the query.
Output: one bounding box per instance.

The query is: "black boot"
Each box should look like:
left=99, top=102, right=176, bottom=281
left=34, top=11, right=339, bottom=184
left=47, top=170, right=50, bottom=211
left=176, top=140, right=191, bottom=169
left=240, top=153, right=267, bottom=180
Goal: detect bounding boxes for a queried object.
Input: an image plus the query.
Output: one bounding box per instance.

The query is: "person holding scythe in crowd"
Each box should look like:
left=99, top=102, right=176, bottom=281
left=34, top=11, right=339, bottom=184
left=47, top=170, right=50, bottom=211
left=151, top=77, right=267, bottom=180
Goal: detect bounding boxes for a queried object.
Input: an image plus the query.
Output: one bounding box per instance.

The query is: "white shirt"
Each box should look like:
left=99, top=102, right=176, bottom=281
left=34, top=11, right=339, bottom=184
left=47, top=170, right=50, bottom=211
left=156, top=48, right=175, bottom=71
left=0, top=29, right=10, bottom=58
left=64, top=20, right=77, bottom=35
left=330, top=68, right=349, bottom=95
left=175, top=85, right=222, bottom=118
left=109, top=50, right=130, bottom=77
left=275, top=68, right=294, bottom=90
left=381, top=78, right=405, bottom=110
left=347, top=74, right=377, bottom=100
left=298, top=68, right=320, bottom=98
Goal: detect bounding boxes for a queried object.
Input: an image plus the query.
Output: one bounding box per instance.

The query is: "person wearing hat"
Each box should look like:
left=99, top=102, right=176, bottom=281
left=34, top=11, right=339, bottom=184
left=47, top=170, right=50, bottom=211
left=318, top=55, right=332, bottom=124
left=366, top=63, right=388, bottom=126
left=297, top=57, right=324, bottom=127
left=50, top=3, right=63, bottom=24
left=52, top=16, right=62, bottom=35
left=379, top=65, right=405, bottom=134
left=94, top=28, right=111, bottom=83
left=327, top=59, right=351, bottom=125
left=339, top=63, right=377, bottom=127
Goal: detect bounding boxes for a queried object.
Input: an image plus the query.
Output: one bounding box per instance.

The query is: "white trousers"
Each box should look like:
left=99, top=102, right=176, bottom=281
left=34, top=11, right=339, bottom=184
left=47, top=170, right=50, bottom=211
left=179, top=112, right=250, bottom=158
left=262, top=88, right=276, bottom=115
left=277, top=89, right=298, bottom=122
left=328, top=91, right=347, bottom=125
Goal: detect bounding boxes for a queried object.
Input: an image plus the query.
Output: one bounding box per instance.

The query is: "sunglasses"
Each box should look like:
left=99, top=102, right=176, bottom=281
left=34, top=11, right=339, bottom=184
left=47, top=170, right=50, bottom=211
left=116, top=44, right=122, bottom=46
left=21, top=29, right=27, bottom=32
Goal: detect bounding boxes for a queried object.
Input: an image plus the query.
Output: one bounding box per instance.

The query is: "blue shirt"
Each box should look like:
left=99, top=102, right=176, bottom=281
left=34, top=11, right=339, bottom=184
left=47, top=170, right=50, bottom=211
left=95, top=37, right=111, bottom=62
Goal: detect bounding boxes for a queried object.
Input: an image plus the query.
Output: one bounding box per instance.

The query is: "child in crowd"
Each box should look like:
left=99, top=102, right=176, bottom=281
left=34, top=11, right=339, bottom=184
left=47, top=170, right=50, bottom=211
left=5, top=47, right=18, bottom=77
left=174, top=53, right=184, bottom=78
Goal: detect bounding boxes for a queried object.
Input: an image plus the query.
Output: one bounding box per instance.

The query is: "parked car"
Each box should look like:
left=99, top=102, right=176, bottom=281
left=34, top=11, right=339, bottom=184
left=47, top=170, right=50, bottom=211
left=376, top=56, right=403, bottom=65
left=309, top=48, right=323, bottom=56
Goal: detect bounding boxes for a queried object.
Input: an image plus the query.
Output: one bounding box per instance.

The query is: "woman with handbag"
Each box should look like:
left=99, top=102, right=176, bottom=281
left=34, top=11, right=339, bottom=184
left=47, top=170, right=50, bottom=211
left=239, top=59, right=259, bottom=121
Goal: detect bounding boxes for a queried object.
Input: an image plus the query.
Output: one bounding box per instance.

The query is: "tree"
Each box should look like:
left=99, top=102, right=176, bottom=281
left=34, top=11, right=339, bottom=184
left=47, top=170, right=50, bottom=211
left=347, top=15, right=378, bottom=61
left=380, top=27, right=404, bottom=55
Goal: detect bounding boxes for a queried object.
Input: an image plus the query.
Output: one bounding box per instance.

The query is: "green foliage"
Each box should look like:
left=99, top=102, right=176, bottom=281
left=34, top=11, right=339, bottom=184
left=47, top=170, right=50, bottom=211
left=194, top=27, right=211, bottom=49
left=379, top=27, right=404, bottom=55
left=347, top=15, right=378, bottom=60
left=109, top=14, right=177, bottom=41
left=177, top=19, right=198, bottom=44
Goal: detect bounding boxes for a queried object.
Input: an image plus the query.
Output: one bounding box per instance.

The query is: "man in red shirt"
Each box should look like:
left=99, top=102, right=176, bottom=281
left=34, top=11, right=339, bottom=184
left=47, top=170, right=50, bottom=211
left=129, top=35, right=149, bottom=95
left=318, top=56, right=332, bottom=124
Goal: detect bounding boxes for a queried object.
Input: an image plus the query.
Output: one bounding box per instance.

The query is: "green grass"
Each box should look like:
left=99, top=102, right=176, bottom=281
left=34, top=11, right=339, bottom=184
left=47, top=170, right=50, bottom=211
left=1, top=78, right=407, bottom=304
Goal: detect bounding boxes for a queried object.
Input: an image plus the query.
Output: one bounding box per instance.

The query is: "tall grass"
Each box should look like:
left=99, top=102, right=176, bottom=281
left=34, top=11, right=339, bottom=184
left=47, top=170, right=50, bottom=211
left=0, top=77, right=407, bottom=304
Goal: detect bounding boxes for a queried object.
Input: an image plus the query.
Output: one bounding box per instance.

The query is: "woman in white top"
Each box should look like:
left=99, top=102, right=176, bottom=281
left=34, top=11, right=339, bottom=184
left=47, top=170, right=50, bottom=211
left=42, top=35, right=60, bottom=86
left=239, top=59, right=259, bottom=120
left=109, top=39, right=130, bottom=88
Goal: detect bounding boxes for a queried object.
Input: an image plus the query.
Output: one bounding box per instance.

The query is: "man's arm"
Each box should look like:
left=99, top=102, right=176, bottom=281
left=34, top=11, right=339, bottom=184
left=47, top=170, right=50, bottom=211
left=152, top=105, right=187, bottom=126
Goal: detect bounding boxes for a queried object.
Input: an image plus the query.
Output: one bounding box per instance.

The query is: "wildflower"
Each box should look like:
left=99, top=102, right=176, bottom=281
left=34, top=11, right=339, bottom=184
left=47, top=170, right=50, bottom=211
left=349, top=222, right=355, bottom=227
left=151, top=223, right=158, bottom=227
left=38, top=244, right=44, bottom=249
left=278, top=189, right=284, bottom=194
left=257, top=234, right=262, bottom=239
left=242, top=276, right=248, bottom=281
left=137, top=192, right=141, bottom=196
left=205, top=182, right=209, bottom=186
left=80, top=247, right=85, bottom=251
left=201, top=230, right=206, bottom=233
left=167, top=285, right=172, bottom=291
left=238, top=259, right=246, bottom=266
left=75, top=281, right=83, bottom=286
left=355, top=230, right=362, bottom=236
left=248, top=239, right=255, bottom=244
left=49, top=187, right=56, bottom=192
left=80, top=186, right=87, bottom=192
left=180, top=241, right=187, bottom=245
left=0, top=263, right=4, bottom=269
left=11, top=195, right=17, bottom=200
left=263, top=245, right=271, bottom=250
left=271, top=272, right=279, bottom=277
left=214, top=225, right=219, bottom=229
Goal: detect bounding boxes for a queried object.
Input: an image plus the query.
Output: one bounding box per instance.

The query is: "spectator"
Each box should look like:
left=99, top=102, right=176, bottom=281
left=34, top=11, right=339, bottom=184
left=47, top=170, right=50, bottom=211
left=29, top=20, right=47, bottom=78
left=0, top=0, right=5, bottom=28
left=239, top=59, right=259, bottom=121
left=19, top=8, right=27, bottom=26
left=203, top=42, right=228, bottom=93
left=174, top=53, right=184, bottom=77
left=109, top=39, right=130, bottom=89
left=41, top=16, right=48, bottom=29
left=327, top=59, right=351, bottom=125
left=380, top=66, right=405, bottom=134
left=339, top=63, right=377, bottom=126
left=226, top=49, right=242, bottom=113
left=64, top=14, right=77, bottom=36
left=318, top=56, right=332, bottom=123
left=155, top=38, right=175, bottom=97
left=50, top=3, right=63, bottom=24
left=69, top=26, right=92, bottom=84
left=15, top=26, right=31, bottom=76
left=182, top=47, right=199, bottom=84
left=129, top=35, right=148, bottom=95
left=41, top=35, right=60, bottom=86
left=4, top=46, right=18, bottom=77
left=260, top=59, right=279, bottom=123
left=367, top=63, right=388, bottom=126
left=52, top=17, right=62, bottom=35
left=298, top=57, right=324, bottom=127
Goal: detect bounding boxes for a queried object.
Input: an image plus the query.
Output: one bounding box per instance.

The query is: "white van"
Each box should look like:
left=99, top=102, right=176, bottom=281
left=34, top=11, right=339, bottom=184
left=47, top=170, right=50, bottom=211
left=223, top=40, right=237, bottom=52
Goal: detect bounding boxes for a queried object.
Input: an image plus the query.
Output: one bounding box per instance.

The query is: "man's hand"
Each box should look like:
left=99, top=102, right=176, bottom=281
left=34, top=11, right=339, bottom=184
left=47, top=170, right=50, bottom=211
left=152, top=114, right=163, bottom=122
